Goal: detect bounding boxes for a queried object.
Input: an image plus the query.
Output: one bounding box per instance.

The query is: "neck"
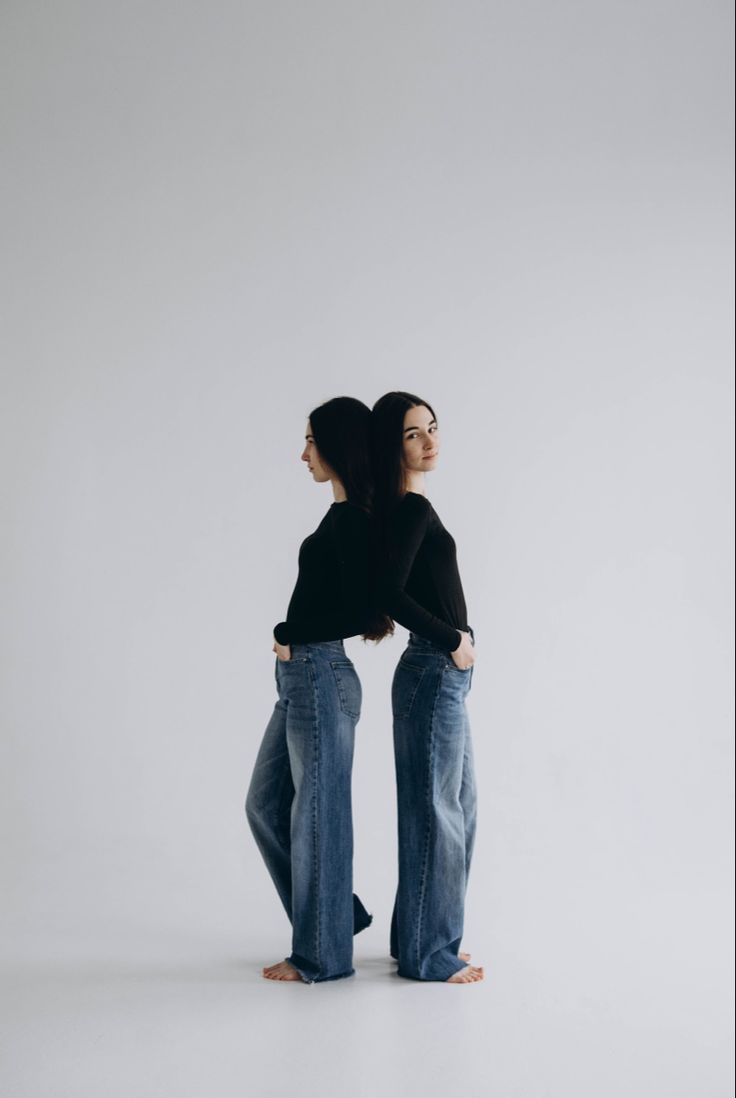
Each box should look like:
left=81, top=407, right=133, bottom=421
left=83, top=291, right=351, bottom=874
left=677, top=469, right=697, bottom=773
left=331, top=479, right=347, bottom=502
left=404, top=470, right=427, bottom=496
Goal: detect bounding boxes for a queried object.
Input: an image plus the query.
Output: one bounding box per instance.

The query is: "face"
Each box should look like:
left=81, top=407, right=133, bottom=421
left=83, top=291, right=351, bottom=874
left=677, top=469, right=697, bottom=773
left=301, top=420, right=332, bottom=482
left=402, top=404, right=439, bottom=474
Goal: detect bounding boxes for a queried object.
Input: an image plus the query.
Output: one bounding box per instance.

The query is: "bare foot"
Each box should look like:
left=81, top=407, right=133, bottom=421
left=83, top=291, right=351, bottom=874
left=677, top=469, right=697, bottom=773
left=262, top=960, right=303, bottom=982
left=447, top=964, right=484, bottom=984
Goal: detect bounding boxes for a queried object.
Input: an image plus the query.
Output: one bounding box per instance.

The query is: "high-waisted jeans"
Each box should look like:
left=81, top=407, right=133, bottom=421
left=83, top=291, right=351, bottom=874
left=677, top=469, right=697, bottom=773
left=389, top=628, right=477, bottom=980
left=245, top=639, right=372, bottom=983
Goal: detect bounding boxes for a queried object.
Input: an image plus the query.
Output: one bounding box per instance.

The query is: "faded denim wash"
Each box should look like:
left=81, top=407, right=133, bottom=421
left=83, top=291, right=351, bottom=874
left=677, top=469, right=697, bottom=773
left=389, top=629, right=477, bottom=980
left=245, top=639, right=372, bottom=983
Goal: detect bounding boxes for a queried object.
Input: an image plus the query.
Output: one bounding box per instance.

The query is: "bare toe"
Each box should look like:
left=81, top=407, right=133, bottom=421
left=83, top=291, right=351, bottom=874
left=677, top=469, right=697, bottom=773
left=262, top=961, right=303, bottom=982
left=447, top=964, right=484, bottom=984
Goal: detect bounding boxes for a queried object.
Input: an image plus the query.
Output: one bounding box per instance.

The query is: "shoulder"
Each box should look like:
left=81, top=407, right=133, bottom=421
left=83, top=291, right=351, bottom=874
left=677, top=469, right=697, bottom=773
left=384, top=493, right=431, bottom=545
left=400, top=492, right=431, bottom=513
left=394, top=492, right=431, bottom=525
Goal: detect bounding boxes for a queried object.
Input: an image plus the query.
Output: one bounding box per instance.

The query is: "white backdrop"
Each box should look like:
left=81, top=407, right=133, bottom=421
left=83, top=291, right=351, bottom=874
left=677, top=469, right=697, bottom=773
left=1, top=2, right=733, bottom=1096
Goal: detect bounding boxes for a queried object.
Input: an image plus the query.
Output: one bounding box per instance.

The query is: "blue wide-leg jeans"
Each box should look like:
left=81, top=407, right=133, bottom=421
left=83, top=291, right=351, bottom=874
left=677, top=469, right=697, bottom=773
left=389, top=630, right=477, bottom=981
left=245, top=640, right=372, bottom=983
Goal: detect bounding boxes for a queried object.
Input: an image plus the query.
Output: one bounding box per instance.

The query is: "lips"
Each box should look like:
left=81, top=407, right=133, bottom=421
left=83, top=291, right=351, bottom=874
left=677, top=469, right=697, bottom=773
left=422, top=453, right=438, bottom=460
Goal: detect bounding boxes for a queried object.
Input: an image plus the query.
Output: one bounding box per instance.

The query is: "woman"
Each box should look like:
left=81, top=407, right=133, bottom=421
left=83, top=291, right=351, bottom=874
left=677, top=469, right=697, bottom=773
left=246, top=396, right=390, bottom=983
left=372, top=391, right=483, bottom=984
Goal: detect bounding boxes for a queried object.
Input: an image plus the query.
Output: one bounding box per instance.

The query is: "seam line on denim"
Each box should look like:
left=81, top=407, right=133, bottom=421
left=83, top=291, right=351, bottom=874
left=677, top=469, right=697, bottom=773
left=308, top=657, right=322, bottom=976
left=414, top=663, right=444, bottom=979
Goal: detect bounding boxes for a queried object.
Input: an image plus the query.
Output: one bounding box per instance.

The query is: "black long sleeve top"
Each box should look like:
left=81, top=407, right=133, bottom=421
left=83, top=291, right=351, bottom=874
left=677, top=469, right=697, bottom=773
left=380, top=491, right=469, bottom=652
left=273, top=501, right=377, bottom=645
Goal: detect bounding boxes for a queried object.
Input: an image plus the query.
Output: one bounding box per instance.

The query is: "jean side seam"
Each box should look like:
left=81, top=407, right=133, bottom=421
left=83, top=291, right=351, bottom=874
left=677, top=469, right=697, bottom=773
left=306, top=658, right=322, bottom=976
left=414, top=665, right=444, bottom=979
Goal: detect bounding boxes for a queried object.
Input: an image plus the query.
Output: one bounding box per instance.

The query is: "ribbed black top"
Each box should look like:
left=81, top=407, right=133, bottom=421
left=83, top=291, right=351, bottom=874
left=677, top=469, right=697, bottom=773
left=273, top=501, right=377, bottom=645
left=380, top=491, right=468, bottom=651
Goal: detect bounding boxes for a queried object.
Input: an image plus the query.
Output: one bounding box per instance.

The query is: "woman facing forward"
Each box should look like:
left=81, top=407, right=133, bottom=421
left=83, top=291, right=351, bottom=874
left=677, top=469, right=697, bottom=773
left=372, top=391, right=483, bottom=984
left=246, top=396, right=389, bottom=983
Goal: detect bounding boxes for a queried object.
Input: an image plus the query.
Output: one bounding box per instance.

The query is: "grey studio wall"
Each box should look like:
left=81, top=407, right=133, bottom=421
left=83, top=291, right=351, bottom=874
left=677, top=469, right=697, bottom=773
left=1, top=2, right=733, bottom=1097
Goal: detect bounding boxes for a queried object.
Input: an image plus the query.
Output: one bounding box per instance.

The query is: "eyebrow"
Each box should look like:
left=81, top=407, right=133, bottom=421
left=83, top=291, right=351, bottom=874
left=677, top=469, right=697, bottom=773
left=403, top=419, right=437, bottom=434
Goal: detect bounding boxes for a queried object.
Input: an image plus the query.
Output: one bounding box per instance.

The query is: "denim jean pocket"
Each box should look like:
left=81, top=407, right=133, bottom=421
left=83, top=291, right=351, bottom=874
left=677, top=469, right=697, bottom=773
left=275, top=654, right=310, bottom=693
left=330, top=660, right=362, bottom=720
left=276, top=655, right=309, bottom=675
left=443, top=660, right=473, bottom=695
left=445, top=658, right=471, bottom=674
left=392, top=659, right=426, bottom=719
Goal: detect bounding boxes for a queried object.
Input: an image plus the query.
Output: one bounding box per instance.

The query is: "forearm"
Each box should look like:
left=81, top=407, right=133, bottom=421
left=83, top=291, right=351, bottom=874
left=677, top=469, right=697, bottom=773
left=382, top=586, right=462, bottom=651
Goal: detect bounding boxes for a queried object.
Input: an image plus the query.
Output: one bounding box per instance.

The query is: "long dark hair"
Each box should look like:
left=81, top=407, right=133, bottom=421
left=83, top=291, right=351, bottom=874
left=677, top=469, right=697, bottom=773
left=309, top=396, right=375, bottom=512
left=371, top=390, right=438, bottom=519
left=309, top=396, right=393, bottom=642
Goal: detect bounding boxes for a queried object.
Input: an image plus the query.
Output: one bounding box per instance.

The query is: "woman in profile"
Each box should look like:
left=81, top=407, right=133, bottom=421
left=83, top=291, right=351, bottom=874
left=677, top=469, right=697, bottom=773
left=245, top=396, right=390, bottom=984
left=372, top=391, right=483, bottom=983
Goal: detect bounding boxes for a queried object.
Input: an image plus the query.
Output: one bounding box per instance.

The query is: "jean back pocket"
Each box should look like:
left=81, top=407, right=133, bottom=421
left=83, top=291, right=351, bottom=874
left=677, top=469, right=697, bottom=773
left=392, top=659, right=426, bottom=719
left=330, top=660, right=362, bottom=720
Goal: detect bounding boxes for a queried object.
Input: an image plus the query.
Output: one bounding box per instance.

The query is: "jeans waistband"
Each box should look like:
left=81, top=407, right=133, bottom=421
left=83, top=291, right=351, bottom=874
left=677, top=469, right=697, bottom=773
left=408, top=625, right=474, bottom=652
left=289, top=639, right=346, bottom=655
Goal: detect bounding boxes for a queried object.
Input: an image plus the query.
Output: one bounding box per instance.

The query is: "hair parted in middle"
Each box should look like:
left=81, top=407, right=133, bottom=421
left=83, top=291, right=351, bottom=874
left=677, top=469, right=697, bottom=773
left=370, top=390, right=438, bottom=518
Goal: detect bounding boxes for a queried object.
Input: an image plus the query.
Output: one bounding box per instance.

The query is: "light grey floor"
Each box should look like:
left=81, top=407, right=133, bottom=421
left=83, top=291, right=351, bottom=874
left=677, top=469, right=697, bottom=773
left=2, top=890, right=732, bottom=1098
